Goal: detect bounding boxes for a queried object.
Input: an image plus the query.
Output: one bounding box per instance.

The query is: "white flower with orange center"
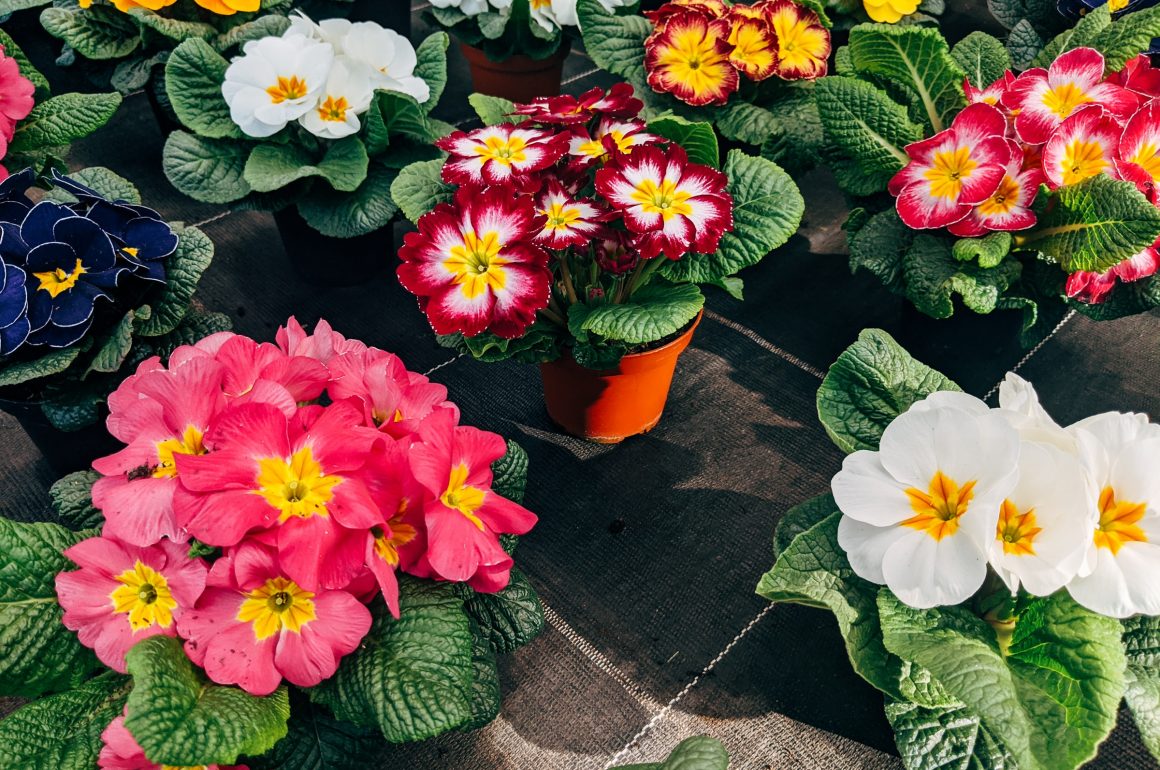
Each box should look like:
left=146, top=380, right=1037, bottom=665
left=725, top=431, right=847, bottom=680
left=298, top=57, right=374, bottom=139
left=1042, top=105, right=1122, bottom=189
left=833, top=394, right=1020, bottom=608
left=1065, top=412, right=1160, bottom=617
left=222, top=36, right=334, bottom=138
left=437, top=124, right=568, bottom=187
left=341, top=21, right=432, bottom=103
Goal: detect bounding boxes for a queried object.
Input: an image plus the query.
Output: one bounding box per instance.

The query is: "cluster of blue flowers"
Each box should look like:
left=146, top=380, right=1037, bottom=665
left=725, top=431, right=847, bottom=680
left=0, top=169, right=177, bottom=354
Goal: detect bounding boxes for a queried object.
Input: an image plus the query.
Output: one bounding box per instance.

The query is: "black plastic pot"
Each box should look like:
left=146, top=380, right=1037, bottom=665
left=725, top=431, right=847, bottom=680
left=272, top=207, right=395, bottom=287
left=0, top=397, right=119, bottom=476
left=346, top=0, right=412, bottom=37
left=145, top=67, right=182, bottom=138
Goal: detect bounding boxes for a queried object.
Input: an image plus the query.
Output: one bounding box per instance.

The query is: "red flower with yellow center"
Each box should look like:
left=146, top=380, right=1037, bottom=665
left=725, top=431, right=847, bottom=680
left=949, top=138, right=1043, bottom=237
left=534, top=182, right=606, bottom=250
left=645, top=11, right=739, bottom=107
left=644, top=0, right=729, bottom=23
left=437, top=124, right=568, bottom=188
left=567, top=118, right=659, bottom=166
left=1042, top=105, right=1121, bottom=188
left=763, top=0, right=830, bottom=81
left=726, top=14, right=779, bottom=81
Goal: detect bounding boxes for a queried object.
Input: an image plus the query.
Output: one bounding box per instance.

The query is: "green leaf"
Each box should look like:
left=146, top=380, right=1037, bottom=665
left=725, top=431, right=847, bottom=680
left=773, top=493, right=837, bottom=559
left=165, top=39, right=241, bottom=140
left=815, top=76, right=920, bottom=177
left=210, top=14, right=290, bottom=52
left=713, top=100, right=780, bottom=146
left=310, top=579, right=476, bottom=743
left=647, top=117, right=719, bottom=168
left=297, top=161, right=397, bottom=238
left=848, top=208, right=913, bottom=293
left=1007, top=19, right=1045, bottom=71
left=39, top=5, right=139, bottom=60
left=124, top=636, right=290, bottom=766
left=490, top=439, right=529, bottom=504
left=163, top=131, right=252, bottom=204
left=9, top=92, right=121, bottom=154
left=48, top=470, right=102, bottom=530
left=0, top=519, right=99, bottom=698
left=462, top=621, right=502, bottom=730
left=759, top=89, right=825, bottom=177
left=1089, top=6, right=1160, bottom=71
left=246, top=699, right=382, bottom=770
left=245, top=137, right=368, bottom=194
left=952, top=232, right=1012, bottom=268
left=378, top=92, right=438, bottom=143
left=816, top=328, right=961, bottom=454
left=572, top=281, right=704, bottom=345
left=1123, top=616, right=1160, bottom=762
left=0, top=28, right=49, bottom=95
left=661, top=151, right=804, bottom=284
left=951, top=32, right=1011, bottom=87
left=0, top=0, right=52, bottom=15
left=0, top=672, right=131, bottom=770
left=0, top=345, right=81, bottom=388
left=146, top=308, right=233, bottom=360
left=885, top=700, right=1014, bottom=770
left=50, top=166, right=141, bottom=205
left=847, top=23, right=967, bottom=133
left=611, top=735, right=730, bottom=770
left=903, top=234, right=1022, bottom=317
left=130, top=7, right=216, bottom=41
left=468, top=92, right=518, bottom=126
left=136, top=225, right=213, bottom=337
left=1033, top=5, right=1111, bottom=68
left=464, top=568, right=544, bottom=655
left=577, top=0, right=651, bottom=84
left=390, top=158, right=454, bottom=223
left=86, top=308, right=138, bottom=374
left=1016, top=174, right=1160, bottom=273
left=413, top=32, right=450, bottom=111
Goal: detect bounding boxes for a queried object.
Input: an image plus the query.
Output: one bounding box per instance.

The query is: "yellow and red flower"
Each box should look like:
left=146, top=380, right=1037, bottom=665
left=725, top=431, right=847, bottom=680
left=645, top=11, right=739, bottom=107
left=726, top=12, right=779, bottom=81
left=965, top=72, right=1017, bottom=108
left=644, top=0, right=729, bottom=23
left=397, top=186, right=552, bottom=338
left=595, top=143, right=733, bottom=259
left=763, top=0, right=829, bottom=80
left=889, top=103, right=1011, bottom=230
left=1042, top=105, right=1122, bottom=188
left=948, top=139, right=1044, bottom=237
left=436, top=123, right=569, bottom=188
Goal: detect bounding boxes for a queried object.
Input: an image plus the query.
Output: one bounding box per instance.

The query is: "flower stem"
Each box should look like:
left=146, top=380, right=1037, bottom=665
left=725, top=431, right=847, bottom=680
left=538, top=306, right=566, bottom=326
left=627, top=258, right=663, bottom=298
left=558, top=256, right=580, bottom=305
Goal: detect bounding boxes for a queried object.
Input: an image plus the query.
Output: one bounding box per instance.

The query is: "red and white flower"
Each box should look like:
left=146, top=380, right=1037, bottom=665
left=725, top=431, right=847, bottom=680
left=965, top=71, right=1016, bottom=108
left=1116, top=98, right=1160, bottom=202
left=396, top=186, right=552, bottom=338
left=1003, top=47, right=1138, bottom=145
left=514, top=83, right=643, bottom=125
left=1042, top=105, right=1122, bottom=188
left=645, top=11, right=739, bottom=107
left=948, top=139, right=1043, bottom=237
left=534, top=182, right=606, bottom=250
left=1107, top=55, right=1160, bottom=101
left=436, top=123, right=568, bottom=188
left=567, top=118, right=660, bottom=166
left=595, top=143, right=733, bottom=259
left=644, top=0, right=729, bottom=23
left=1066, top=241, right=1160, bottom=304
left=889, top=103, right=1010, bottom=230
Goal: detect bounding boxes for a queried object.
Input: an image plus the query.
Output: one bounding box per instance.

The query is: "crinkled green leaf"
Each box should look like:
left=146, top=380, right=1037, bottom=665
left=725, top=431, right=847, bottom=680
left=461, top=620, right=502, bottom=730
left=612, top=735, right=730, bottom=770
left=903, top=234, right=1022, bottom=318
left=885, top=699, right=1014, bottom=770
left=111, top=54, right=164, bottom=96
left=1007, top=19, right=1045, bottom=71
left=815, top=76, right=919, bottom=178
left=297, top=161, right=397, bottom=238
left=246, top=700, right=382, bottom=770
left=0, top=672, right=131, bottom=770
left=647, top=117, right=719, bottom=168
left=86, top=308, right=139, bottom=374
left=951, top=32, right=1011, bottom=88
left=1089, top=6, right=1160, bottom=71
left=1017, top=174, right=1160, bottom=273
left=773, top=493, right=837, bottom=559
left=490, top=439, right=528, bottom=504
left=0, top=518, right=99, bottom=698
left=0, top=345, right=81, bottom=388
left=759, top=89, right=825, bottom=177
left=130, top=7, right=216, bottom=41
left=816, top=328, right=961, bottom=454
left=848, top=208, right=913, bottom=293
left=210, top=14, right=289, bottom=52
left=378, top=92, right=438, bottom=143
left=413, top=32, right=449, bottom=111
left=41, top=383, right=104, bottom=432
left=1033, top=5, right=1111, bottom=68
left=577, top=0, right=650, bottom=84
left=468, top=92, right=519, bottom=126
left=952, top=232, right=1012, bottom=268
left=847, top=24, right=967, bottom=133
left=1123, top=616, right=1160, bottom=762
left=246, top=137, right=368, bottom=194
left=572, top=281, right=704, bottom=346
left=0, top=0, right=52, bottom=15
left=165, top=39, right=242, bottom=140
left=40, top=5, right=139, bottom=60
left=124, top=636, right=290, bottom=766
left=661, top=151, right=803, bottom=284
left=391, top=158, right=454, bottom=223
left=48, top=165, right=141, bottom=205
left=136, top=224, right=213, bottom=337
left=464, top=568, right=544, bottom=655
left=49, top=470, right=102, bottom=531
left=714, top=100, right=779, bottom=145
left=9, top=92, right=121, bottom=154
left=0, top=28, right=49, bottom=95
left=310, top=579, right=476, bottom=743
left=163, top=130, right=252, bottom=204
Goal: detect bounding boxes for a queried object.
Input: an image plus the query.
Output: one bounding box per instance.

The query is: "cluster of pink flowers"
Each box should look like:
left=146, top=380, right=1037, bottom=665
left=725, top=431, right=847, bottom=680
left=55, top=318, right=537, bottom=711
left=890, top=48, right=1160, bottom=304
left=0, top=45, right=35, bottom=181
left=396, top=84, right=733, bottom=339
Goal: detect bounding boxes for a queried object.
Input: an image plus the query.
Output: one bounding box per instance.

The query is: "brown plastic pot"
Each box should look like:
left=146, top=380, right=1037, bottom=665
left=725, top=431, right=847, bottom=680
left=539, top=312, right=702, bottom=443
left=460, top=42, right=570, bottom=103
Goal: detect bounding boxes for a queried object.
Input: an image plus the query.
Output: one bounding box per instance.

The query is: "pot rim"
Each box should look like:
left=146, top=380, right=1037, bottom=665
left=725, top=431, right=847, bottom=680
left=548, top=309, right=703, bottom=375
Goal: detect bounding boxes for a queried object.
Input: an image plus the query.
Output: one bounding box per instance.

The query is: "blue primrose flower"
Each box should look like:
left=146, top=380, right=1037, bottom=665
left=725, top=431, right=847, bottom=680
left=0, top=257, right=29, bottom=356
left=0, top=168, right=36, bottom=227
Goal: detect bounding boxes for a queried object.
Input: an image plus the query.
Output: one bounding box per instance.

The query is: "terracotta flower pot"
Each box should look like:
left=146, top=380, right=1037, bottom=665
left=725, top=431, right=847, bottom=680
left=272, top=207, right=394, bottom=287
left=460, top=41, right=570, bottom=103
left=539, top=311, right=702, bottom=443
left=0, top=397, right=119, bottom=476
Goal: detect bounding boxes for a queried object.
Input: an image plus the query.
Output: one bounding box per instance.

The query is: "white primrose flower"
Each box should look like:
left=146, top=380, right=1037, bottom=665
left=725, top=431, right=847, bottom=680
left=430, top=0, right=511, bottom=16
left=834, top=393, right=1020, bottom=609
left=299, top=57, right=375, bottom=139
left=996, top=372, right=1076, bottom=451
left=341, top=22, right=431, bottom=103
left=284, top=13, right=353, bottom=52
left=1065, top=412, right=1160, bottom=618
left=223, top=36, right=334, bottom=138
left=531, top=0, right=633, bottom=30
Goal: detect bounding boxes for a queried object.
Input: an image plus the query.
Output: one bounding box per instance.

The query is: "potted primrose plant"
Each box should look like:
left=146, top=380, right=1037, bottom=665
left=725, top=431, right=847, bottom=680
left=0, top=167, right=223, bottom=475
left=759, top=328, right=1160, bottom=770
left=160, top=14, right=450, bottom=285
left=810, top=12, right=1160, bottom=344
left=0, top=316, right=547, bottom=769
left=425, top=0, right=633, bottom=103
left=390, top=86, right=804, bottom=443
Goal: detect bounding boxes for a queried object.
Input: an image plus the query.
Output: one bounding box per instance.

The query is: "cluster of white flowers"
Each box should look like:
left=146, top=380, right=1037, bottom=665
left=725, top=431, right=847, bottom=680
left=222, top=13, right=430, bottom=140
left=833, top=374, right=1160, bottom=618
left=428, top=0, right=631, bottom=33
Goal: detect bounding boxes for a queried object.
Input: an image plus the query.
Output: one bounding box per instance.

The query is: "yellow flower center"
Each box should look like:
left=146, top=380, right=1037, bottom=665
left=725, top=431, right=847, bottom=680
left=444, top=230, right=508, bottom=300
left=728, top=22, right=776, bottom=74
left=1109, top=0, right=1129, bottom=11
left=977, top=174, right=1022, bottom=216
left=770, top=10, right=828, bottom=70
left=153, top=425, right=206, bottom=479
left=1093, top=486, right=1148, bottom=554
left=1061, top=139, right=1108, bottom=186
left=122, top=246, right=140, bottom=258
left=266, top=75, right=309, bottom=104
left=996, top=499, right=1043, bottom=556
left=441, top=463, right=487, bottom=530
left=254, top=446, right=343, bottom=523
left=473, top=135, right=529, bottom=168
left=923, top=146, right=978, bottom=200
left=541, top=201, right=583, bottom=233
left=578, top=129, right=633, bottom=159
left=630, top=178, right=693, bottom=221
left=33, top=258, right=86, bottom=299
left=655, top=24, right=733, bottom=97
left=236, top=577, right=316, bottom=640
left=1129, top=141, right=1160, bottom=182
left=902, top=471, right=977, bottom=541
left=110, top=561, right=177, bottom=632
left=372, top=513, right=419, bottom=567
left=317, top=95, right=350, bottom=123
left=1042, top=82, right=1091, bottom=119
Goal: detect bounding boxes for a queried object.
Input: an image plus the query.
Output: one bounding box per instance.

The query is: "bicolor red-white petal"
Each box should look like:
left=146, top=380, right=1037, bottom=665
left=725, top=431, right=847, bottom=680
left=534, top=183, right=606, bottom=249
left=949, top=139, right=1044, bottom=237
left=1116, top=98, right=1160, bottom=201
left=1066, top=241, right=1160, bottom=304
left=436, top=123, right=568, bottom=188
left=1042, top=105, right=1122, bottom=189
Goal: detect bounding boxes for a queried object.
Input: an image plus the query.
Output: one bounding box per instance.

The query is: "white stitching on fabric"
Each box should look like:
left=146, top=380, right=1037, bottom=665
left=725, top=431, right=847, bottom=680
left=562, top=67, right=601, bottom=86
left=188, top=210, right=234, bottom=229
left=703, top=310, right=827, bottom=381
left=423, top=354, right=464, bottom=377
left=983, top=310, right=1076, bottom=403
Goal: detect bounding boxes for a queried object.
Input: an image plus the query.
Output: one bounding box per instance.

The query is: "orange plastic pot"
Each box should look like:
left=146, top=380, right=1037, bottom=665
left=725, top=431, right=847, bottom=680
left=460, top=42, right=569, bottom=103
left=539, top=312, right=702, bottom=443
